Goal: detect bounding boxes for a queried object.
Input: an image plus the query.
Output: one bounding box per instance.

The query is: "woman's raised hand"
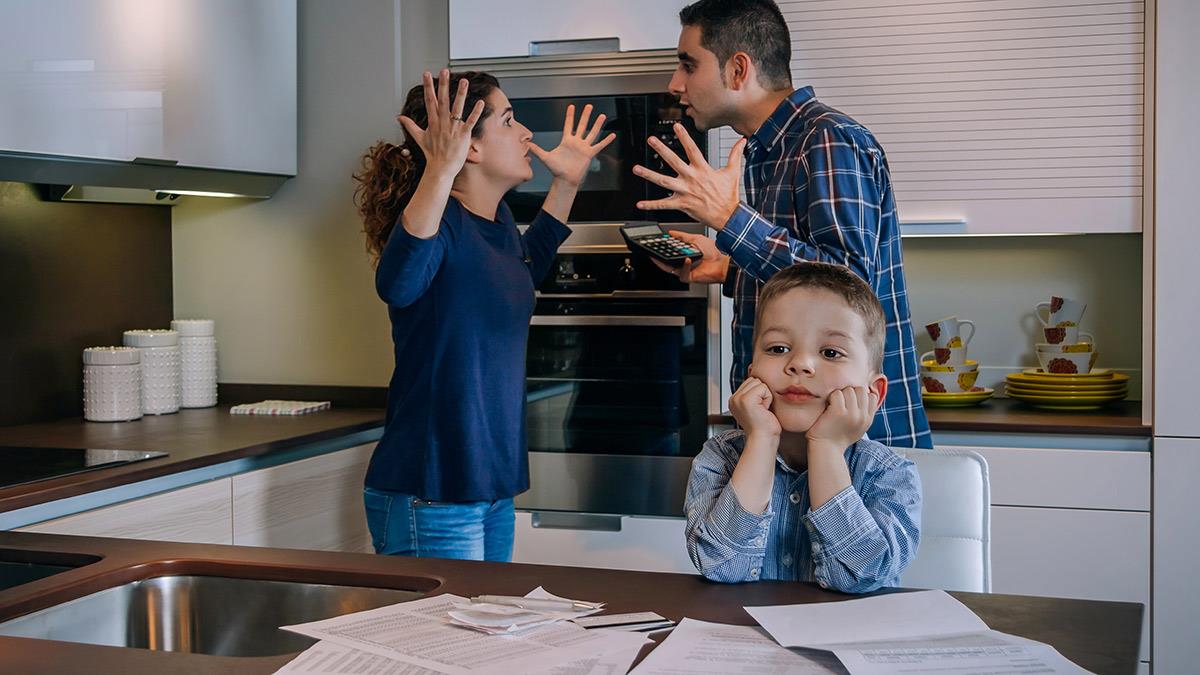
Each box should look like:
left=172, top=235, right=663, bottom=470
left=528, top=104, right=617, bottom=187
left=397, top=70, right=485, bottom=179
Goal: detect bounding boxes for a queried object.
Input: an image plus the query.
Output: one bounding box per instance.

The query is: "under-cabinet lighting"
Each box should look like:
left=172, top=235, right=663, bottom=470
left=154, top=189, right=245, bottom=198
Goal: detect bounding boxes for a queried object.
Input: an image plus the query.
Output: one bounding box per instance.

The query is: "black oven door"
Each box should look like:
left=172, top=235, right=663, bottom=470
left=526, top=298, right=707, bottom=459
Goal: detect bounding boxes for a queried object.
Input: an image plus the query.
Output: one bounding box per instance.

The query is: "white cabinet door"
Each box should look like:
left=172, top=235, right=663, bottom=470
left=765, top=0, right=1147, bottom=234
left=513, top=512, right=696, bottom=574
left=1154, top=0, right=1200, bottom=436
left=992, top=505, right=1149, bottom=663
left=1152, top=437, right=1200, bottom=673
left=967, top=445, right=1150, bottom=511
left=17, top=479, right=233, bottom=545
left=232, top=443, right=373, bottom=553
left=449, top=0, right=689, bottom=60
left=0, top=0, right=296, bottom=175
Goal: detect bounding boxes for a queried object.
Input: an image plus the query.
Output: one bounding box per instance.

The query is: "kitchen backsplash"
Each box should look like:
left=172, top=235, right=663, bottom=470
left=902, top=234, right=1142, bottom=393
left=0, top=181, right=173, bottom=426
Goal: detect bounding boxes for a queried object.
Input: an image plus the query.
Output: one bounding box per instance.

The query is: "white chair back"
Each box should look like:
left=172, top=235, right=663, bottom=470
left=898, top=447, right=991, bottom=593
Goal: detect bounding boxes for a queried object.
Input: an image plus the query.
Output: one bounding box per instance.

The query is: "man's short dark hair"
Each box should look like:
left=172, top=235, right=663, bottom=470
left=679, top=0, right=793, bottom=90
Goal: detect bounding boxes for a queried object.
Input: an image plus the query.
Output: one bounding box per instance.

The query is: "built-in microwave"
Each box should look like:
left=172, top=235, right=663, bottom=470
left=504, top=85, right=707, bottom=224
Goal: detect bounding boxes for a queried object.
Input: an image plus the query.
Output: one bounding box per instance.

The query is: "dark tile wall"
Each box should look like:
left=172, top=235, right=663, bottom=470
left=0, top=182, right=173, bottom=426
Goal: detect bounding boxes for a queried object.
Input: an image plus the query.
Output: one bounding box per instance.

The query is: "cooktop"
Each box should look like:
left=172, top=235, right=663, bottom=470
left=0, top=447, right=168, bottom=490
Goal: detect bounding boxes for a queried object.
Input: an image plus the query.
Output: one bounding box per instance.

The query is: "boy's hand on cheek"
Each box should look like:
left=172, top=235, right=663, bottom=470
left=806, top=386, right=881, bottom=450
left=729, top=377, right=781, bottom=440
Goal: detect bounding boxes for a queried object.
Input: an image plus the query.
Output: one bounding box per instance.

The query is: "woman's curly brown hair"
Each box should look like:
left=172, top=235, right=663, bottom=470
left=353, top=71, right=500, bottom=266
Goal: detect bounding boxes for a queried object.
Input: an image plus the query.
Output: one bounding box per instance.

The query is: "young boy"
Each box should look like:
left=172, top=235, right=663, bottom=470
left=684, top=262, right=921, bottom=593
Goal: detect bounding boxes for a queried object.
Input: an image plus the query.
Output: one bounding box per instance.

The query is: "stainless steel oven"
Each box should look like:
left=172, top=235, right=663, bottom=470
left=518, top=222, right=709, bottom=518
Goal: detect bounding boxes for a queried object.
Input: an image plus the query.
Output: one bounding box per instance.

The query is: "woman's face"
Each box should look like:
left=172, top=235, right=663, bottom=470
left=470, top=88, right=533, bottom=188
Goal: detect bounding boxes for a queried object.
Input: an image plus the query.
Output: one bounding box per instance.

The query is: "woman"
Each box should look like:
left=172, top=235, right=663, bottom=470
left=353, top=70, right=614, bottom=561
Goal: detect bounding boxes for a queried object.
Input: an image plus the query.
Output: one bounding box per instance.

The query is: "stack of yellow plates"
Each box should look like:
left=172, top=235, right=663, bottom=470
left=1005, top=369, right=1129, bottom=410
left=922, top=386, right=993, bottom=407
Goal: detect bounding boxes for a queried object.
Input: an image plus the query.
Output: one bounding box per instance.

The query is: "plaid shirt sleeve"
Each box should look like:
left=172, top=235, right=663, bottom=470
left=803, top=454, right=922, bottom=594
left=715, top=126, right=882, bottom=285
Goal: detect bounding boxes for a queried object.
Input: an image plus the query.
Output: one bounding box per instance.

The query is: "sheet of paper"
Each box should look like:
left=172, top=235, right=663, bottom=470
left=827, top=630, right=1093, bottom=675
left=276, top=634, right=649, bottom=675
left=628, top=618, right=848, bottom=675
left=744, top=590, right=989, bottom=648
left=281, top=594, right=636, bottom=675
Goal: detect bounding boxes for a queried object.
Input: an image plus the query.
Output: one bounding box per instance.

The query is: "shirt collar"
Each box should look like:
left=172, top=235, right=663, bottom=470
left=747, top=86, right=816, bottom=158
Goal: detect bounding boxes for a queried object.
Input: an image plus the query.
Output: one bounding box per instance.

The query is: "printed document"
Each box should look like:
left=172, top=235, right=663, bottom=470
left=281, top=594, right=637, bottom=675
left=628, top=618, right=848, bottom=674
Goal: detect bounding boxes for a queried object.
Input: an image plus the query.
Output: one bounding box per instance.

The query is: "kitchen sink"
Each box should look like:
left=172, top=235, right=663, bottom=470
left=0, top=550, right=100, bottom=592
left=0, top=573, right=427, bottom=656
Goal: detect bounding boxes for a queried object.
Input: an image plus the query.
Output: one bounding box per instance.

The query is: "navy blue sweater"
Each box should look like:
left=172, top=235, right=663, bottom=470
left=366, top=197, right=569, bottom=501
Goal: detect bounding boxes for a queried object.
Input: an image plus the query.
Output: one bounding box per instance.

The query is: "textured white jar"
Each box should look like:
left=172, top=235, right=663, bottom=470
left=171, top=319, right=218, bottom=408
left=123, top=329, right=181, bottom=415
left=82, top=347, right=142, bottom=422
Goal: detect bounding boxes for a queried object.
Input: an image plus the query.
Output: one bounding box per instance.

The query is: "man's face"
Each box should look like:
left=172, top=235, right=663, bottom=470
left=668, top=25, right=734, bottom=132
left=750, top=287, right=882, bottom=433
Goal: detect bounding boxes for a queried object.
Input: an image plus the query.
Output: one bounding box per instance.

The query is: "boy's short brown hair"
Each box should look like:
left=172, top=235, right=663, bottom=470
left=753, top=262, right=887, bottom=372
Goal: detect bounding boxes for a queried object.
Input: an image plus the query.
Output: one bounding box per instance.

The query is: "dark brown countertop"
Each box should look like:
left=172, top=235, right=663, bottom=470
left=0, top=532, right=1143, bottom=675
left=0, top=407, right=385, bottom=514
left=710, top=398, right=1149, bottom=437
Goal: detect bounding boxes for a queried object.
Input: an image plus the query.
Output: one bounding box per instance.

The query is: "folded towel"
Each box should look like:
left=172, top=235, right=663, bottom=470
left=229, top=400, right=331, bottom=416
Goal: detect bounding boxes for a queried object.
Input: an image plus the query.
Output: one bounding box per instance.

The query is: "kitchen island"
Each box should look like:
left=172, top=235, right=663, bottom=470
left=0, top=531, right=1143, bottom=675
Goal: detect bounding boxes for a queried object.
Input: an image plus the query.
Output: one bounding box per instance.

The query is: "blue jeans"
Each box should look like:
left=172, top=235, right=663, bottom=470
left=363, top=487, right=515, bottom=561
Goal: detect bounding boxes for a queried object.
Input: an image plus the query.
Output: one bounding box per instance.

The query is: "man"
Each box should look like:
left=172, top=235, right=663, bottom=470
left=636, top=0, right=931, bottom=448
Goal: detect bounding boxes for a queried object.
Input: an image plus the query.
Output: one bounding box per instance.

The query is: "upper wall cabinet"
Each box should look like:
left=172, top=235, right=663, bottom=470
left=0, top=0, right=296, bottom=177
left=449, top=0, right=690, bottom=60
left=715, top=0, right=1148, bottom=234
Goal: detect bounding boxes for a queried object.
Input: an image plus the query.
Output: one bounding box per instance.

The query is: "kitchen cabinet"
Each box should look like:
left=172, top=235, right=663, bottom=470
left=0, top=0, right=296, bottom=176
left=1152, top=438, right=1200, bottom=674
left=232, top=443, right=373, bottom=553
left=449, top=0, right=689, bottom=60
left=946, top=443, right=1150, bottom=665
left=513, top=512, right=695, bottom=574
left=991, top=506, right=1149, bottom=663
left=711, top=0, right=1149, bottom=234
left=1152, top=0, right=1200, bottom=671
left=16, top=479, right=232, bottom=545
left=13, top=442, right=375, bottom=554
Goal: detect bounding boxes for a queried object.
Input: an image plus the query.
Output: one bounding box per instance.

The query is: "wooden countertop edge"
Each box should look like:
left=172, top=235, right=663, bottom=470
left=0, top=532, right=1145, bottom=675
left=0, top=415, right=385, bottom=514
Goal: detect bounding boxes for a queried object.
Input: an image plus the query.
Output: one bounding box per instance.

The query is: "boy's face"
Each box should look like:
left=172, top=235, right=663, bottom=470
left=750, top=287, right=885, bottom=433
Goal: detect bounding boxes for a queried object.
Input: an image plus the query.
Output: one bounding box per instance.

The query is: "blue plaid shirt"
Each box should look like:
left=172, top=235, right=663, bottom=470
left=685, top=429, right=921, bottom=593
left=716, top=87, right=932, bottom=449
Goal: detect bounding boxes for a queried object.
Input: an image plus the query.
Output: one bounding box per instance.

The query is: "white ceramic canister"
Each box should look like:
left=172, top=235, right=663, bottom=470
left=123, top=329, right=181, bottom=415
left=171, top=319, right=218, bottom=408
left=82, top=347, right=143, bottom=422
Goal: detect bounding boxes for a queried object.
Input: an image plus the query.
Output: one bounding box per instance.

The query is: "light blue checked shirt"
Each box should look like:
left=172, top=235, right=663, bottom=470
left=717, top=86, right=932, bottom=449
left=685, top=429, right=921, bottom=593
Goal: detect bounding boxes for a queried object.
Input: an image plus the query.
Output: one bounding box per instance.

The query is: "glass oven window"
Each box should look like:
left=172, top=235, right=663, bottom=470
left=507, top=96, right=641, bottom=222
left=526, top=299, right=707, bottom=457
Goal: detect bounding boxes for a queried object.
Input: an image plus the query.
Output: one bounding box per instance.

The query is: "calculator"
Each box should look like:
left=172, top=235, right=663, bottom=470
left=620, top=223, right=704, bottom=266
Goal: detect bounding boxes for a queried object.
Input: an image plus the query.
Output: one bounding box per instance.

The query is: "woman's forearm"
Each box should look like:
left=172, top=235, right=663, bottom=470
left=541, top=178, right=580, bottom=224
left=401, top=169, right=456, bottom=239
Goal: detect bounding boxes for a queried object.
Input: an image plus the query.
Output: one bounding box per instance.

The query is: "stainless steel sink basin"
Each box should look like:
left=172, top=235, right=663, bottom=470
left=0, top=574, right=425, bottom=656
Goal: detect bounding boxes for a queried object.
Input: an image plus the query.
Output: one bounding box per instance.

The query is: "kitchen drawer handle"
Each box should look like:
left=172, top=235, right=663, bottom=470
left=530, top=315, right=686, bottom=327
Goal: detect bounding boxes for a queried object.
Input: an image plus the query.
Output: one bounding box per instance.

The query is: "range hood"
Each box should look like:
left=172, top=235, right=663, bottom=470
left=0, top=150, right=290, bottom=205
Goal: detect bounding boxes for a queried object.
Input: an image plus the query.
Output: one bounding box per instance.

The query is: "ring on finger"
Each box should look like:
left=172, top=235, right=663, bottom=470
left=450, top=115, right=464, bottom=123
